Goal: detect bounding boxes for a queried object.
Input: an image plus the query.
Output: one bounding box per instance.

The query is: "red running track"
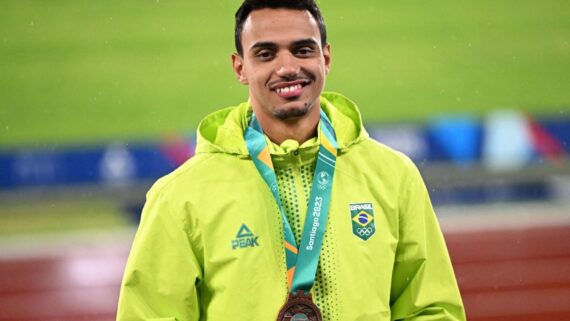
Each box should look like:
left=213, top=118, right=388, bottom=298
left=1, top=225, right=569, bottom=321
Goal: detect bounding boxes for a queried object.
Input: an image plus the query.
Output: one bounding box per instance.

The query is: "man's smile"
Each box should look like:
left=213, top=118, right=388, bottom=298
left=269, top=79, right=311, bottom=98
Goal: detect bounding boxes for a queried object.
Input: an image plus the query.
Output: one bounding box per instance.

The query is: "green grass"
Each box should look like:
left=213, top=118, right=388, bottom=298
left=1, top=0, right=569, bottom=148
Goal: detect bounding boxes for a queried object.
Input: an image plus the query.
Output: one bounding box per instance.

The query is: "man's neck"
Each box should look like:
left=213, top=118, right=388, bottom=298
left=254, top=106, right=321, bottom=145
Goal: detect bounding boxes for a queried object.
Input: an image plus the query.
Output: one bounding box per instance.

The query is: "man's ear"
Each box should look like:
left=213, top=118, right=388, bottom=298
left=231, top=53, right=248, bottom=85
left=323, top=44, right=331, bottom=75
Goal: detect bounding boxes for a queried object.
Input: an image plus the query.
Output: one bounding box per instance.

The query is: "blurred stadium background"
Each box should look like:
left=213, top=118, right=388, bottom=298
left=1, top=0, right=569, bottom=320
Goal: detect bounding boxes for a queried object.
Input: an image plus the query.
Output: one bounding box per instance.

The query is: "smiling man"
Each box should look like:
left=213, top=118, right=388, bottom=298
left=231, top=6, right=330, bottom=145
left=116, top=1, right=466, bottom=321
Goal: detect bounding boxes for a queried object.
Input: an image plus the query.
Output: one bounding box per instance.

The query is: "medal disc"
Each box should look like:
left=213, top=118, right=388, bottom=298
left=276, top=290, right=322, bottom=321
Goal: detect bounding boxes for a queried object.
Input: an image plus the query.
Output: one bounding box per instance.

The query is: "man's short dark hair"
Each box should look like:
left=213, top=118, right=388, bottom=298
left=235, top=0, right=327, bottom=56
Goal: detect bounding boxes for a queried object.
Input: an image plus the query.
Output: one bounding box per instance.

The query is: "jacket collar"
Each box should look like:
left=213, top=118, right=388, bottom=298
left=195, top=92, right=369, bottom=157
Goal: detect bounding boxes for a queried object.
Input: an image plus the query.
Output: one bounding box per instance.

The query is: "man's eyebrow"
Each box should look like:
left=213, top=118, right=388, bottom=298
left=250, top=41, right=278, bottom=50
left=249, top=39, right=320, bottom=51
left=292, top=38, right=319, bottom=47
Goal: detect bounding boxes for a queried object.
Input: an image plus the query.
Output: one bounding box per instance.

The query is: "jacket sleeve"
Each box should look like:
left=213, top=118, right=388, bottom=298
left=116, top=183, right=203, bottom=321
left=389, top=161, right=466, bottom=321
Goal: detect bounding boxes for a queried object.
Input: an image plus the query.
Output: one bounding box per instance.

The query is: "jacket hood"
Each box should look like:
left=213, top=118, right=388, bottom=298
left=195, top=91, right=369, bottom=156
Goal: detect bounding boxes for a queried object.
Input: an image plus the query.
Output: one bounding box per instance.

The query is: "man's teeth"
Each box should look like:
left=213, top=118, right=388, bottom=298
left=276, top=84, right=302, bottom=94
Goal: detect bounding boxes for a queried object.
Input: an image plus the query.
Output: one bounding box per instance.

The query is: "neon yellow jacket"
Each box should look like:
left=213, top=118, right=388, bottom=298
left=117, top=92, right=465, bottom=321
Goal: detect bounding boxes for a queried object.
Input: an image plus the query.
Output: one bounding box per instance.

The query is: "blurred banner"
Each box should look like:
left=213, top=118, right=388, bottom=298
left=0, top=135, right=194, bottom=189
left=1, top=115, right=568, bottom=206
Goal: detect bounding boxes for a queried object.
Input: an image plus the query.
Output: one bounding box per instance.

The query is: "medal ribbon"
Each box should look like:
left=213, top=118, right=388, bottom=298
left=244, top=109, right=338, bottom=294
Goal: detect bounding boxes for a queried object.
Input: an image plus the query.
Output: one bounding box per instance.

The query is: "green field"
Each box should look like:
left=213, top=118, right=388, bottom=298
left=1, top=0, right=569, bottom=148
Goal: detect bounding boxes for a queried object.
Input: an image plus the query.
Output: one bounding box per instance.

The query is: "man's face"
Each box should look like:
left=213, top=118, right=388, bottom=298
left=232, top=8, right=331, bottom=121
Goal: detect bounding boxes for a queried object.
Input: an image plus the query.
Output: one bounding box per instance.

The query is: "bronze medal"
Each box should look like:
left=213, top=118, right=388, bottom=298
left=276, top=290, right=322, bottom=321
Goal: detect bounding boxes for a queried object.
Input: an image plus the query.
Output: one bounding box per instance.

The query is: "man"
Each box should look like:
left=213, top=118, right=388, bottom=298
left=117, top=1, right=466, bottom=320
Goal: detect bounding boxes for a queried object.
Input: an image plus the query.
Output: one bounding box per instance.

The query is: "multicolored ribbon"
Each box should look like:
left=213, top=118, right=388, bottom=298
left=244, top=109, right=338, bottom=294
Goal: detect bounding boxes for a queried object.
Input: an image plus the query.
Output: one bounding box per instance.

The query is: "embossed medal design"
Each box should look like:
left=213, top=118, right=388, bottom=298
left=277, top=290, right=322, bottom=321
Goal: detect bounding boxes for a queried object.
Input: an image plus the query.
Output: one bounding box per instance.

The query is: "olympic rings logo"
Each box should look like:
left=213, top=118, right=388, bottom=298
left=356, top=227, right=374, bottom=236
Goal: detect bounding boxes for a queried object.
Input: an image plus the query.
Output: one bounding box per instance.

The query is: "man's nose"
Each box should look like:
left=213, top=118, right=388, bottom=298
left=275, top=53, right=299, bottom=77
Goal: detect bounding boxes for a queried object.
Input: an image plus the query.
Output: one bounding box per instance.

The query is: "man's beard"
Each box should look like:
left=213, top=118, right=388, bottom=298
left=273, top=101, right=312, bottom=120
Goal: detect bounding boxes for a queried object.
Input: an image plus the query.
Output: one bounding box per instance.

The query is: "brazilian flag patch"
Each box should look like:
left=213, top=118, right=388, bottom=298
left=349, top=203, right=375, bottom=241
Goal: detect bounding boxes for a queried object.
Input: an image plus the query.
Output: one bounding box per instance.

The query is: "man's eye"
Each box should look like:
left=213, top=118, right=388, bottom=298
left=296, top=47, right=314, bottom=56
left=256, top=51, right=274, bottom=60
